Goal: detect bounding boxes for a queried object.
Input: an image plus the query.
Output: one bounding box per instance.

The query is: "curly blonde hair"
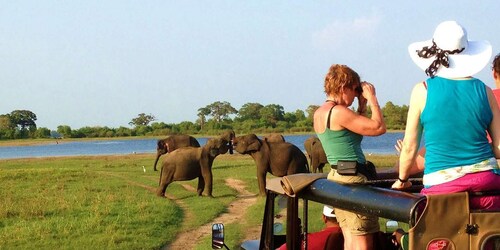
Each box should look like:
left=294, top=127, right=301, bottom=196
left=324, top=64, right=360, bottom=96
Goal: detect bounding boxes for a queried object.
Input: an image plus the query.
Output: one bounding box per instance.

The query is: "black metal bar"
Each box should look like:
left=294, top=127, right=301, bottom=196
left=286, top=196, right=300, bottom=250
left=260, top=191, right=276, bottom=250
left=366, top=178, right=424, bottom=193
left=298, top=179, right=426, bottom=224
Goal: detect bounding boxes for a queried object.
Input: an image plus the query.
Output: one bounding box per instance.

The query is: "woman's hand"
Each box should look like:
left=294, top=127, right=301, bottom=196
left=394, top=139, right=403, bottom=156
left=357, top=95, right=367, bottom=114
left=360, top=81, right=376, bottom=97
left=391, top=179, right=412, bottom=189
left=360, top=81, right=379, bottom=107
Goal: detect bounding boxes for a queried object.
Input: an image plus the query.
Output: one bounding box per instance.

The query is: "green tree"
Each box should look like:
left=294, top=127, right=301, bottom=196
left=34, top=127, right=51, bottom=138
left=178, top=121, right=198, bottom=133
left=306, top=105, right=319, bottom=121
left=129, top=113, right=156, bottom=127
left=150, top=122, right=170, bottom=131
left=382, top=102, right=409, bottom=130
left=10, top=110, right=36, bottom=129
left=259, top=104, right=284, bottom=128
left=115, top=126, right=132, bottom=137
left=283, top=109, right=306, bottom=125
left=57, top=125, right=73, bottom=138
left=236, top=102, right=263, bottom=121
left=202, top=101, right=237, bottom=123
left=9, top=110, right=37, bottom=138
left=0, top=114, right=15, bottom=139
left=133, top=125, right=152, bottom=136
left=233, top=119, right=260, bottom=133
left=197, top=107, right=211, bottom=130
left=294, top=109, right=306, bottom=121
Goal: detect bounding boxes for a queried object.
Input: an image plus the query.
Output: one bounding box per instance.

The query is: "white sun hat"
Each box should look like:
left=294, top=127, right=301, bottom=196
left=322, top=205, right=336, bottom=217
left=408, top=20, right=492, bottom=78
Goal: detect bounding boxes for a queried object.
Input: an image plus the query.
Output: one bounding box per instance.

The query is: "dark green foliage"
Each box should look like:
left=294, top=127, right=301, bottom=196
left=0, top=101, right=409, bottom=140
left=129, top=113, right=156, bottom=127
left=0, top=110, right=37, bottom=139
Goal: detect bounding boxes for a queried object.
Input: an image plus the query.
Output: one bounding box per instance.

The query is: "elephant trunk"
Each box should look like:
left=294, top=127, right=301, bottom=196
left=228, top=139, right=233, bottom=154
left=153, top=152, right=161, bottom=171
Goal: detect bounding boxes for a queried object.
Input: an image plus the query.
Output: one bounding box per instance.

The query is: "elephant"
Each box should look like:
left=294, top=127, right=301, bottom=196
left=153, top=134, right=200, bottom=171
left=232, top=134, right=309, bottom=196
left=156, top=136, right=231, bottom=198
left=219, top=129, right=235, bottom=155
left=262, top=133, right=286, bottom=143
left=303, top=136, right=328, bottom=173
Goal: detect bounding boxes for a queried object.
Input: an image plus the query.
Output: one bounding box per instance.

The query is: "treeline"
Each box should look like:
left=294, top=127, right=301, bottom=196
left=0, top=101, right=408, bottom=140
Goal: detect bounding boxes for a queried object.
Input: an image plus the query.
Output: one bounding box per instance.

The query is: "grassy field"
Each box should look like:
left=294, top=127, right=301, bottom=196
left=0, top=152, right=399, bottom=249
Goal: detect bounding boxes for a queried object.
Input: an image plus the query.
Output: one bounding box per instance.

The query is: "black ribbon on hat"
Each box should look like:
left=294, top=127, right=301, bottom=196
left=417, top=40, right=465, bottom=77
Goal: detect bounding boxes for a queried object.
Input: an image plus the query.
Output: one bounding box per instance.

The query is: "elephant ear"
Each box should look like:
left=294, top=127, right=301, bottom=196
left=209, top=148, right=219, bottom=158
left=157, top=140, right=169, bottom=155
left=157, top=140, right=165, bottom=150
left=207, top=139, right=224, bottom=158
left=247, top=138, right=262, bottom=152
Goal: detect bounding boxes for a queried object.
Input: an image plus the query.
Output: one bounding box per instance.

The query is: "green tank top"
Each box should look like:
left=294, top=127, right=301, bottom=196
left=317, top=128, right=365, bottom=165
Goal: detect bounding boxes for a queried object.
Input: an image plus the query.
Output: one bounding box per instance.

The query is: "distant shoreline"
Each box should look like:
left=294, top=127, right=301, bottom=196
left=0, top=131, right=405, bottom=147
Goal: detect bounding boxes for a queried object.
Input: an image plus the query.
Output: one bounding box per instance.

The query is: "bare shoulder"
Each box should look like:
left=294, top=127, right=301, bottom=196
left=412, top=81, right=427, bottom=92
left=410, top=81, right=428, bottom=100
left=314, top=103, right=335, bottom=119
left=408, top=81, right=428, bottom=112
left=314, top=103, right=335, bottom=133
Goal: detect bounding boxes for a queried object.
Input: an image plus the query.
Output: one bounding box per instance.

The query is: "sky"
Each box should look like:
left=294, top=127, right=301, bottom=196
left=1, top=1, right=500, bottom=130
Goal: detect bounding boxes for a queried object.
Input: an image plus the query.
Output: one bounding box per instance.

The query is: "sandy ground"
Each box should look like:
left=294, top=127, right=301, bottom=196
left=165, top=178, right=260, bottom=250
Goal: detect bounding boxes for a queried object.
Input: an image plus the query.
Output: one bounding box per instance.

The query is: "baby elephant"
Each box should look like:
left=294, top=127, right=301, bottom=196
left=153, top=134, right=200, bottom=171
left=156, top=137, right=230, bottom=198
left=233, top=134, right=309, bottom=196
left=303, top=136, right=328, bottom=173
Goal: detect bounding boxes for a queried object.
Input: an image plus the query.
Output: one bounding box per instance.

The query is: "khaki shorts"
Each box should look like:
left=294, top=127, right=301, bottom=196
left=327, top=169, right=380, bottom=235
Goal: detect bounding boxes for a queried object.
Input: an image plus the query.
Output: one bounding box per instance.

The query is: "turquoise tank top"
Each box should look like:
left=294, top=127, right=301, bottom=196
left=421, top=76, right=494, bottom=175
left=317, top=128, right=366, bottom=165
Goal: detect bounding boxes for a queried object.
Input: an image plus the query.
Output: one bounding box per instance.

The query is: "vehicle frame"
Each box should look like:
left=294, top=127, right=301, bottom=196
left=214, top=173, right=500, bottom=250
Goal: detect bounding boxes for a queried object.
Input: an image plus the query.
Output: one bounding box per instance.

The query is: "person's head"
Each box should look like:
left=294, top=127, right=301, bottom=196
left=324, top=64, right=361, bottom=103
left=493, top=53, right=500, bottom=82
left=321, top=205, right=338, bottom=224
left=408, top=20, right=492, bottom=78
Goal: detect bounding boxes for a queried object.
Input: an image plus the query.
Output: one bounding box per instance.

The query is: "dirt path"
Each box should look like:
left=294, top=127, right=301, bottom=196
left=165, top=178, right=260, bottom=250
left=102, top=172, right=262, bottom=249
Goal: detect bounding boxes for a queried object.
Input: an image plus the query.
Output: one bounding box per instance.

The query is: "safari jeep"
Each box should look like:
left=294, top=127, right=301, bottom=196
left=212, top=173, right=500, bottom=250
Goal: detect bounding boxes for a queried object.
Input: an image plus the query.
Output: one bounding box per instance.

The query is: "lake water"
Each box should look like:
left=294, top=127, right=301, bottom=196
left=0, top=133, right=403, bottom=160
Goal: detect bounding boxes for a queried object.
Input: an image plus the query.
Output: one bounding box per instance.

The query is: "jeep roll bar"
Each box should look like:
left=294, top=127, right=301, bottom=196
left=300, top=179, right=426, bottom=226
left=274, top=174, right=426, bottom=226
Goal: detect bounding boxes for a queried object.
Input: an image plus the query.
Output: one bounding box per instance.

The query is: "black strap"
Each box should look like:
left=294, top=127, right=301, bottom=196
left=325, top=100, right=336, bottom=129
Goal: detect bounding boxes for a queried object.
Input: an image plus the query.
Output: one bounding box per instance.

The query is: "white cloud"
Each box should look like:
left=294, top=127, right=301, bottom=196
left=312, top=12, right=382, bottom=51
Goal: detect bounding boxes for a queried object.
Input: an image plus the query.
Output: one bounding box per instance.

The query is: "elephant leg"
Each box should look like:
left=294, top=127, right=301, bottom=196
left=156, top=169, right=174, bottom=197
left=312, top=157, right=318, bottom=173
left=197, top=176, right=205, bottom=196
left=257, top=171, right=267, bottom=196
left=200, top=162, right=214, bottom=197
left=203, top=174, right=214, bottom=198
left=318, top=163, right=325, bottom=173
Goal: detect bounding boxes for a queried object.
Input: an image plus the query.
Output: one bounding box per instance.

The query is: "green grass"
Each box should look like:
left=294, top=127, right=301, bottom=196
left=0, top=155, right=179, bottom=249
left=0, top=153, right=400, bottom=249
